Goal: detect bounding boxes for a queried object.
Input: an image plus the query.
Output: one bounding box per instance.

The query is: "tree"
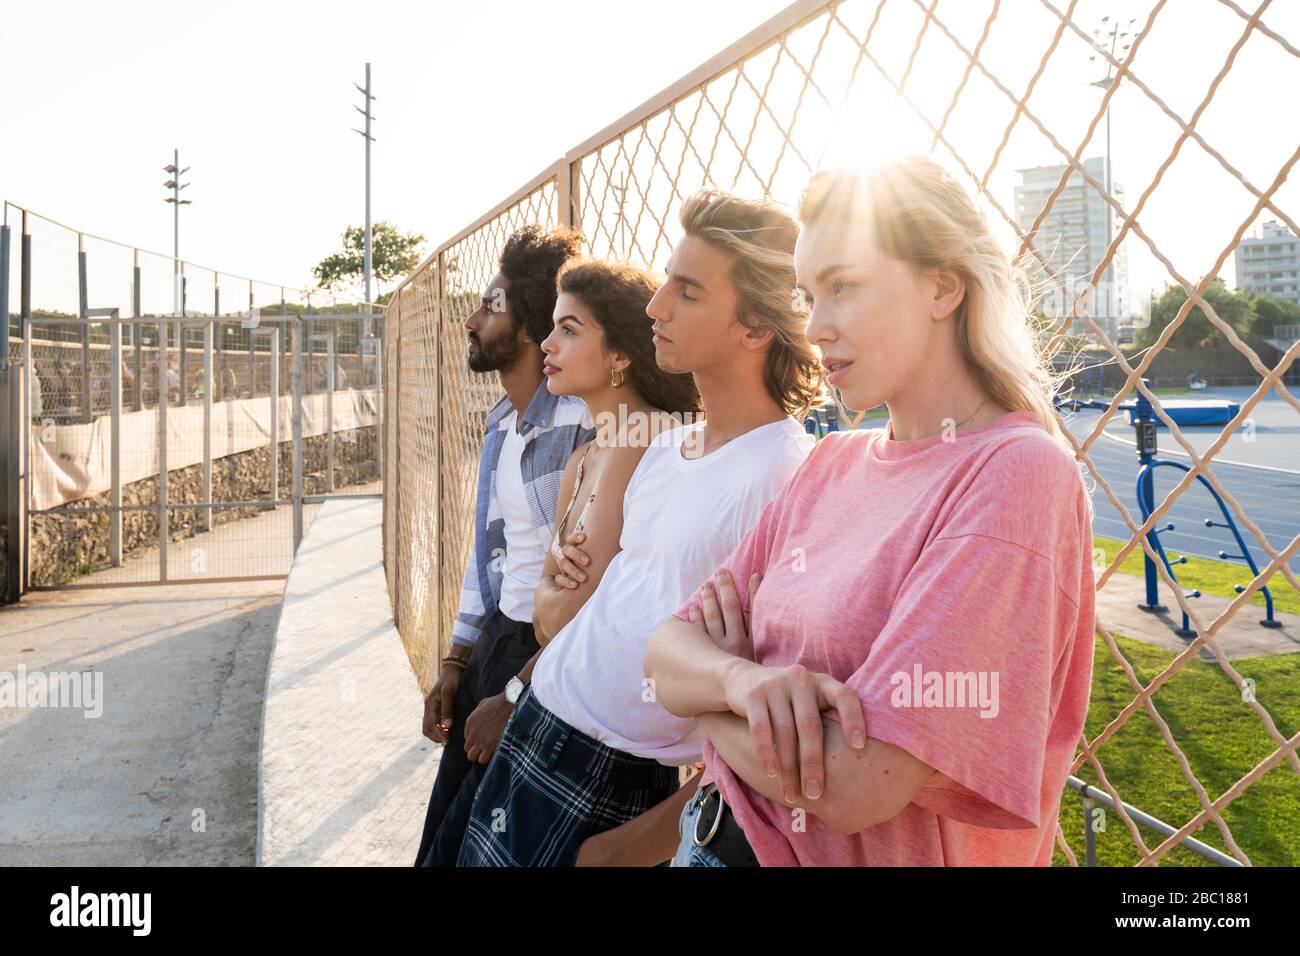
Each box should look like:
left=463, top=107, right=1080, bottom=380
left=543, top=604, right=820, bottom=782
left=1247, top=292, right=1300, bottom=337
left=313, top=221, right=424, bottom=299
left=1136, top=278, right=1255, bottom=349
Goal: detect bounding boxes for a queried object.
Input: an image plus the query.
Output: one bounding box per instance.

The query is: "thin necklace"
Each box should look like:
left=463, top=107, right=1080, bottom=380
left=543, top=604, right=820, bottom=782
left=953, top=396, right=991, bottom=431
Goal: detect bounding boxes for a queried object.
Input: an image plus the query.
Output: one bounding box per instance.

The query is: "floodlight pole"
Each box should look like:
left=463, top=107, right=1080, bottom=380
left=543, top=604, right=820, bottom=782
left=354, top=64, right=376, bottom=317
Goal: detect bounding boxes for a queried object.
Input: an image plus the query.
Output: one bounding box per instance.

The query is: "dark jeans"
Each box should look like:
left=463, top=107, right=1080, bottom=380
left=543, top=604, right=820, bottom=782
left=414, top=611, right=538, bottom=867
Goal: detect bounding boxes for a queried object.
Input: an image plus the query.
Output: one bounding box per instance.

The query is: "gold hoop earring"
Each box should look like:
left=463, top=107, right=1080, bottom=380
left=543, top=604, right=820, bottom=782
left=610, top=367, right=626, bottom=388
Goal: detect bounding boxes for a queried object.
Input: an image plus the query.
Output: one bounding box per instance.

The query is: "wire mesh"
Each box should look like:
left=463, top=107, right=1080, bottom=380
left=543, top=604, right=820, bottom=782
left=382, top=0, right=1299, bottom=865
left=5, top=205, right=385, bottom=590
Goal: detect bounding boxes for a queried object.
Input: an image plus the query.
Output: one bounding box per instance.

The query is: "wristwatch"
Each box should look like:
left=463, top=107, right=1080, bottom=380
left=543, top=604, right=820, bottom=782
left=505, top=676, right=525, bottom=705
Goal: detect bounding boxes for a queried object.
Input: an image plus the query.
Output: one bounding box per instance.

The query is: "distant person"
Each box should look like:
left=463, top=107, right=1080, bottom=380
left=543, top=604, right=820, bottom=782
left=52, top=360, right=72, bottom=414
left=121, top=357, right=136, bottom=403
left=30, top=363, right=44, bottom=421
left=144, top=359, right=171, bottom=402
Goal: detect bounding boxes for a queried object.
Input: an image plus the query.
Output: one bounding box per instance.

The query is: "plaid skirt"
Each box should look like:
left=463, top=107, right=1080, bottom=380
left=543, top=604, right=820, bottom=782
left=457, top=685, right=680, bottom=866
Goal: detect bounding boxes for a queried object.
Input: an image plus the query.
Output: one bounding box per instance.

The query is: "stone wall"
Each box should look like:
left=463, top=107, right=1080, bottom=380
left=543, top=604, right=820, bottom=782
left=3, top=425, right=378, bottom=592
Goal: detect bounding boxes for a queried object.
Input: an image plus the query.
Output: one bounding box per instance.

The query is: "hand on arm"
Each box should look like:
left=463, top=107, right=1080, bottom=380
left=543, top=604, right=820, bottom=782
left=534, top=443, right=634, bottom=643
left=643, top=614, right=747, bottom=718
left=697, top=710, right=934, bottom=835
left=693, top=566, right=759, bottom=661
left=532, top=445, right=589, bottom=644
left=647, top=567, right=867, bottom=800
left=533, top=529, right=594, bottom=644
left=680, top=557, right=932, bottom=831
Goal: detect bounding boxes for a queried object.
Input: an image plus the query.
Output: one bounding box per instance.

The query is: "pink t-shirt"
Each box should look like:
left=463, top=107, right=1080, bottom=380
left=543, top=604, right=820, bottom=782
left=674, top=410, right=1096, bottom=866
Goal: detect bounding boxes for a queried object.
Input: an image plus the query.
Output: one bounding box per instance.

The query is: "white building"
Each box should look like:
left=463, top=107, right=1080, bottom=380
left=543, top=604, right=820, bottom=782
left=1234, top=220, right=1300, bottom=306
left=1015, top=157, right=1130, bottom=341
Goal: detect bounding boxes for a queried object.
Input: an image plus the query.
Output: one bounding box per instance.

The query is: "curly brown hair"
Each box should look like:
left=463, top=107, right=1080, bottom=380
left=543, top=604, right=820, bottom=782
left=499, top=225, right=585, bottom=345
left=558, top=259, right=702, bottom=416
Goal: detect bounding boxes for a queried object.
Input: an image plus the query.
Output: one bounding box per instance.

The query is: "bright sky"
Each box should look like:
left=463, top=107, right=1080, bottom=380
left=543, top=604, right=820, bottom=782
left=3, top=0, right=1297, bottom=313
left=2, top=0, right=791, bottom=301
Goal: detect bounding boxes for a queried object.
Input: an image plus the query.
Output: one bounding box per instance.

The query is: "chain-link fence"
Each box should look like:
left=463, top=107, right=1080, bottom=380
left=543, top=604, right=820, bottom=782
left=382, top=0, right=1299, bottom=865
left=1, top=202, right=385, bottom=591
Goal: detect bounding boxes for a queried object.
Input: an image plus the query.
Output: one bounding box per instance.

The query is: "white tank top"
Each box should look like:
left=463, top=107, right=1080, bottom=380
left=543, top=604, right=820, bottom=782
left=530, top=417, right=813, bottom=764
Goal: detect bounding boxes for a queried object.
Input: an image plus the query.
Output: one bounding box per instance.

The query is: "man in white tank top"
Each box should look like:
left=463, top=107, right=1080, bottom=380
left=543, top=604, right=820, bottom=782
left=457, top=190, right=825, bottom=867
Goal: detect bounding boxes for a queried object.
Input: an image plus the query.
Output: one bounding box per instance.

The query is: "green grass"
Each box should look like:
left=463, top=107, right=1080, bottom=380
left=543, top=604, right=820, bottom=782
left=1053, top=633, right=1300, bottom=866
left=1094, top=534, right=1299, bottom=617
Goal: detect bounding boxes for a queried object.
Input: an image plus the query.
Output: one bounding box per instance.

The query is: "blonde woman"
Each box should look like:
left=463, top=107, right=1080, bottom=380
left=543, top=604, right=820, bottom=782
left=645, top=157, right=1096, bottom=866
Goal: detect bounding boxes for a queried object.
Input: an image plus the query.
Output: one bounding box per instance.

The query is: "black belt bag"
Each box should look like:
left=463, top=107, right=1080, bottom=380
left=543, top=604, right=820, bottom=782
left=692, top=783, right=760, bottom=867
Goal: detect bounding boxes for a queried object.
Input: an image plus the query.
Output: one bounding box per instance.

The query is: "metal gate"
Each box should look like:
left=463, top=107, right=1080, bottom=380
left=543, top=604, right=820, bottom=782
left=10, top=309, right=382, bottom=592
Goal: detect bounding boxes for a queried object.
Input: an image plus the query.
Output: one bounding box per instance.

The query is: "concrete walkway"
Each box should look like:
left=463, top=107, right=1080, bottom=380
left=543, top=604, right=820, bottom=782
left=0, top=576, right=284, bottom=864
left=258, top=497, right=435, bottom=866
left=1097, top=570, right=1299, bottom=660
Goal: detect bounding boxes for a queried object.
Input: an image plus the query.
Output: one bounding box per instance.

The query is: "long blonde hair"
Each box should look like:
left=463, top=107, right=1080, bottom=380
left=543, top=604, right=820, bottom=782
left=797, top=157, right=1065, bottom=442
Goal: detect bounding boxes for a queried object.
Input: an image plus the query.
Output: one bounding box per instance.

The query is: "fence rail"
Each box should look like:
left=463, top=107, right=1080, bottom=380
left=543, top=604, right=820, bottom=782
left=381, top=0, right=1298, bottom=866
left=1, top=200, right=387, bottom=593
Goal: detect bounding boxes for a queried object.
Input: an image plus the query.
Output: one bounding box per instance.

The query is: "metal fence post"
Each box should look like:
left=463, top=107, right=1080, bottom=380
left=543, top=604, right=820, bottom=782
left=78, top=233, right=90, bottom=423
left=179, top=267, right=189, bottom=408
left=326, top=328, right=335, bottom=493
left=374, top=319, right=383, bottom=486
left=279, top=289, right=286, bottom=504
left=269, top=327, right=280, bottom=505
left=20, top=211, right=30, bottom=592
left=157, top=319, right=169, bottom=582
left=3, top=365, right=18, bottom=603
left=304, top=303, right=313, bottom=396
left=1082, top=795, right=1098, bottom=867
left=556, top=157, right=575, bottom=228
left=214, top=277, right=222, bottom=403
left=434, top=256, right=445, bottom=662
left=247, top=282, right=255, bottom=398
left=133, top=249, right=143, bottom=412
left=201, top=317, right=213, bottom=532
left=4, top=357, right=22, bottom=604
left=215, top=282, right=225, bottom=399
left=0, top=221, right=12, bottom=600
left=392, top=296, right=402, bottom=634
left=1, top=221, right=9, bottom=433
left=109, top=314, right=122, bottom=565
left=292, top=315, right=303, bottom=550
left=2, top=221, right=9, bottom=356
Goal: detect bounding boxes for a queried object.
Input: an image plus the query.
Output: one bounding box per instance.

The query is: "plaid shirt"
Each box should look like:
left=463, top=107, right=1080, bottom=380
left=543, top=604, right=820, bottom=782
left=451, top=380, right=594, bottom=647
